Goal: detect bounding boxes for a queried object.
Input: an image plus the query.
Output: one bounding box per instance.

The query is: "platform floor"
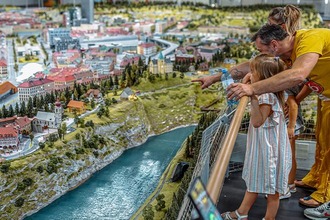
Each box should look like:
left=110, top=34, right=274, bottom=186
left=218, top=169, right=316, bottom=220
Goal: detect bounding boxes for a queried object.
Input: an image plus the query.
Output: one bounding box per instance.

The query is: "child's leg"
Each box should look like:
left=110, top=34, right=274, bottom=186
left=264, top=192, right=280, bottom=220
left=288, top=136, right=297, bottom=185
left=222, top=191, right=257, bottom=219
left=237, top=191, right=258, bottom=216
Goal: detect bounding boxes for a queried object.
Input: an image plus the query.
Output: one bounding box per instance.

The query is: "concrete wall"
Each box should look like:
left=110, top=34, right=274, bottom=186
left=324, top=1, right=330, bottom=21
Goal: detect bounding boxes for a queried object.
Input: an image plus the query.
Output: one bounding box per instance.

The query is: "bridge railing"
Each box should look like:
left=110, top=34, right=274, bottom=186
left=206, top=96, right=249, bottom=202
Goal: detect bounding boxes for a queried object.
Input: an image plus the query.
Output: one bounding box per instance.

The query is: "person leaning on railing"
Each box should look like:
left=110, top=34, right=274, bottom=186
left=268, top=5, right=305, bottom=198
left=192, top=3, right=330, bottom=213
left=192, top=4, right=305, bottom=200
left=226, top=24, right=330, bottom=209
left=221, top=54, right=291, bottom=220
left=191, top=5, right=302, bottom=89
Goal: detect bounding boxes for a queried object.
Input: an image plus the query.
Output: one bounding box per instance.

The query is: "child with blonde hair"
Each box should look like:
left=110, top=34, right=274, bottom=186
left=222, top=54, right=291, bottom=220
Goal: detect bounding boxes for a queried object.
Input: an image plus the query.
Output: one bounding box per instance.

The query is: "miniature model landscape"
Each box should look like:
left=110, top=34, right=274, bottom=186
left=0, top=2, right=322, bottom=220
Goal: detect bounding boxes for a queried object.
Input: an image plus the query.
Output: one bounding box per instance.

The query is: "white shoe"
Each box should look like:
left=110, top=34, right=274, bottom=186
left=222, top=210, right=248, bottom=220
left=279, top=191, right=291, bottom=200
left=289, top=183, right=297, bottom=193
left=265, top=190, right=291, bottom=200
left=304, top=201, right=330, bottom=220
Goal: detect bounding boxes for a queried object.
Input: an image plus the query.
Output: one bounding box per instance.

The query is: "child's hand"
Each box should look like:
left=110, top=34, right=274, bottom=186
left=288, top=127, right=295, bottom=139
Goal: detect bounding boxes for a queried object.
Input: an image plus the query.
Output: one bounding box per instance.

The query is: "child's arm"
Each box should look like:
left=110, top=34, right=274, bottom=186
left=295, top=85, right=312, bottom=104
left=250, top=95, right=272, bottom=128
left=286, top=95, right=298, bottom=138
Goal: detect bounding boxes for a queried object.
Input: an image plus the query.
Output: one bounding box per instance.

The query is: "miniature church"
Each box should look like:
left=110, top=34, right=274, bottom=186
left=149, top=52, right=173, bottom=74
left=32, top=99, right=63, bottom=133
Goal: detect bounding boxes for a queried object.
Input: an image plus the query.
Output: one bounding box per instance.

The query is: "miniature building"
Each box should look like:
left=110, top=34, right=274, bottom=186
left=16, top=44, right=40, bottom=57
left=0, top=127, right=19, bottom=153
left=0, top=117, right=16, bottom=127
left=48, top=28, right=71, bottom=49
left=81, top=0, right=94, bottom=24
left=52, top=50, right=82, bottom=68
left=155, top=21, right=167, bottom=34
left=47, top=74, right=76, bottom=91
left=175, top=52, right=195, bottom=64
left=32, top=100, right=63, bottom=133
left=198, top=46, right=222, bottom=62
left=0, top=116, right=33, bottom=138
left=86, top=89, right=103, bottom=103
left=67, top=100, right=86, bottom=114
left=47, top=67, right=94, bottom=91
left=14, top=116, right=34, bottom=136
left=54, top=99, right=63, bottom=126
left=85, top=57, right=114, bottom=75
left=18, top=78, right=55, bottom=103
left=116, top=53, right=141, bottom=71
left=0, top=58, right=7, bottom=79
left=149, top=52, right=173, bottom=74
left=53, top=37, right=81, bottom=52
left=137, top=43, right=157, bottom=56
left=33, top=112, right=59, bottom=133
left=0, top=81, right=17, bottom=101
left=120, top=87, right=134, bottom=100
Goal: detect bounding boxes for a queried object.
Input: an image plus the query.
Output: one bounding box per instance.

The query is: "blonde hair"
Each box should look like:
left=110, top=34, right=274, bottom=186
left=250, top=54, right=286, bottom=109
left=268, top=4, right=301, bottom=35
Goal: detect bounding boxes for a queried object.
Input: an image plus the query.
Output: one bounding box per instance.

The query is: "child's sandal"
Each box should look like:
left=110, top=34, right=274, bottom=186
left=222, top=210, right=248, bottom=220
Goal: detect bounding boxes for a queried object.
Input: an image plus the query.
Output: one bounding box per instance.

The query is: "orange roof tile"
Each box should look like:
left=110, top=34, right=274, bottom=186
left=67, top=100, right=85, bottom=108
left=0, top=81, right=17, bottom=95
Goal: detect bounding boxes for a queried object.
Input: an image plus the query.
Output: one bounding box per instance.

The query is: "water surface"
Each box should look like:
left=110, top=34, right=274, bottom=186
left=27, top=126, right=195, bottom=220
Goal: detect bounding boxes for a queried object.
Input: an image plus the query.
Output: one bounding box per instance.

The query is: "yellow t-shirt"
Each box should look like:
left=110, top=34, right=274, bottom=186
left=291, top=29, right=330, bottom=100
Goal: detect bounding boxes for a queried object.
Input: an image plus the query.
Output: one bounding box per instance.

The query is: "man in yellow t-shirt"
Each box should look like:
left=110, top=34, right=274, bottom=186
left=291, top=28, right=330, bottom=100
left=227, top=24, right=330, bottom=207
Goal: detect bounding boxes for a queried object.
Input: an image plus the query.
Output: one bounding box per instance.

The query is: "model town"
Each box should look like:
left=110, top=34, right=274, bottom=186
left=0, top=1, right=324, bottom=219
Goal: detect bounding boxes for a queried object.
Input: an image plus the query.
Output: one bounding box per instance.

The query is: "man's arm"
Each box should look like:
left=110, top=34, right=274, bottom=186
left=229, top=61, right=251, bottom=80
left=191, top=61, right=250, bottom=89
left=226, top=53, right=319, bottom=99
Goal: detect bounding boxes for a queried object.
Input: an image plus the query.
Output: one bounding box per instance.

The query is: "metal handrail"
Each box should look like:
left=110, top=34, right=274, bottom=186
left=206, top=96, right=249, bottom=203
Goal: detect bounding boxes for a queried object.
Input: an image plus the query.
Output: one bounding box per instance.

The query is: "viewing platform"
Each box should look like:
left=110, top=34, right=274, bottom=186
left=178, top=94, right=318, bottom=220
left=220, top=169, right=311, bottom=220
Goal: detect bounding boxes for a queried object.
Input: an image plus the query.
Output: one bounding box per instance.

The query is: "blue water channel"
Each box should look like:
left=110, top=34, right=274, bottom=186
left=26, top=126, right=196, bottom=220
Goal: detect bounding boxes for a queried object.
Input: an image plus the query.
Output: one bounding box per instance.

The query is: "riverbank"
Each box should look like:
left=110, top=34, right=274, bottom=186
left=131, top=128, right=193, bottom=220
left=70, top=123, right=196, bottom=194
left=22, top=149, right=125, bottom=219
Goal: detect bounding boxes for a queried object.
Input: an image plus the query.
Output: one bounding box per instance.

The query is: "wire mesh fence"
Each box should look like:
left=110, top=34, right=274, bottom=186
left=177, top=106, right=234, bottom=220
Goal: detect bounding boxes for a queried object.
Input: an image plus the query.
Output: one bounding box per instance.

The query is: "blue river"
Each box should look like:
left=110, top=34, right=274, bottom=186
left=26, top=126, right=195, bottom=220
